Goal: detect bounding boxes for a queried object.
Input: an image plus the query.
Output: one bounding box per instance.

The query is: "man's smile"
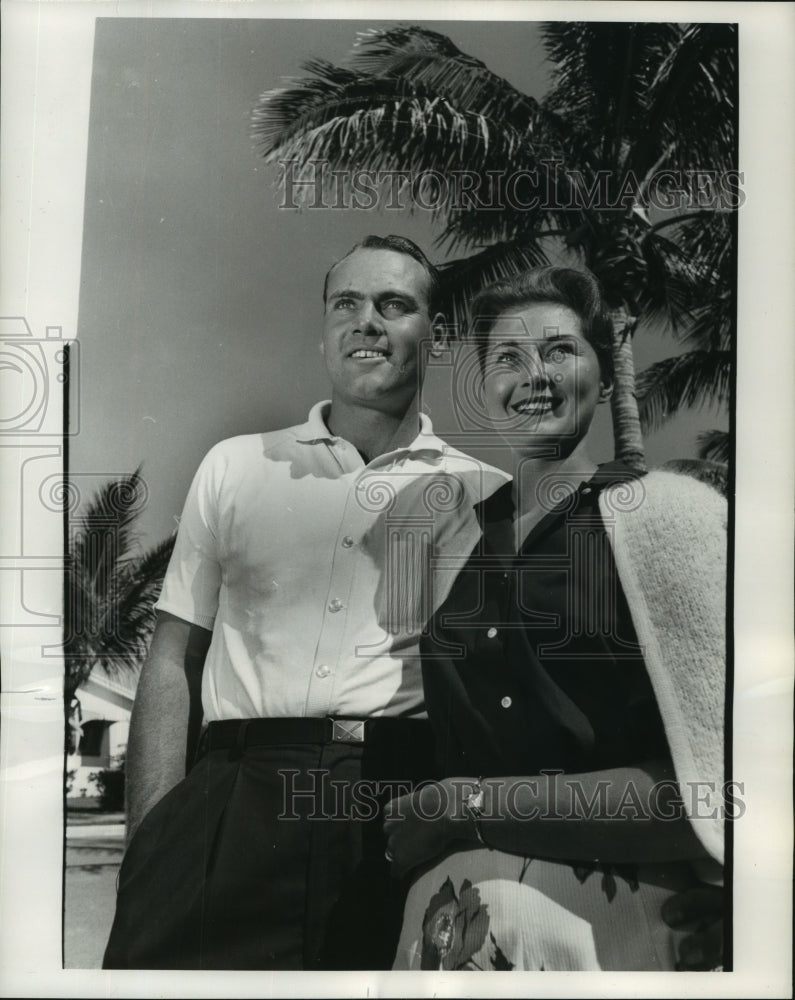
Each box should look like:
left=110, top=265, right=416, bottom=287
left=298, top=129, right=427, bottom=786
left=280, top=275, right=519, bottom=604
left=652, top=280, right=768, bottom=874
left=348, top=346, right=390, bottom=361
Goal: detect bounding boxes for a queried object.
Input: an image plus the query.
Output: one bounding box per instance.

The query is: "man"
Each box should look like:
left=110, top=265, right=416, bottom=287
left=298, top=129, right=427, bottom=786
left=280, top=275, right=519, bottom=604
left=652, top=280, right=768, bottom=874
left=102, top=235, right=508, bottom=971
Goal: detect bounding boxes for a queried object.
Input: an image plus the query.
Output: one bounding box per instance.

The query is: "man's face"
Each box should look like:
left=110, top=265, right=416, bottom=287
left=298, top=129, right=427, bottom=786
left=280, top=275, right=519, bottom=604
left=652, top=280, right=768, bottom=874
left=322, top=248, right=440, bottom=413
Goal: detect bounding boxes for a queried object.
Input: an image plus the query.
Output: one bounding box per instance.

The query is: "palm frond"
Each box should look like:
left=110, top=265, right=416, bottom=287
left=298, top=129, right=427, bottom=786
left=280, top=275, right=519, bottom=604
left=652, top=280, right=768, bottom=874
left=541, top=23, right=675, bottom=162
left=437, top=200, right=589, bottom=255
left=64, top=474, right=175, bottom=700
left=635, top=229, right=702, bottom=332
left=636, top=349, right=732, bottom=431
left=253, top=62, right=542, bottom=176
left=638, top=23, right=737, bottom=175
left=658, top=212, right=736, bottom=286
left=112, top=534, right=177, bottom=657
left=437, top=242, right=553, bottom=334
left=129, top=533, right=176, bottom=585
left=542, top=22, right=737, bottom=182
left=683, top=294, right=734, bottom=355
left=69, top=469, right=147, bottom=591
left=350, top=26, right=542, bottom=131
left=697, top=429, right=731, bottom=464
left=671, top=212, right=736, bottom=353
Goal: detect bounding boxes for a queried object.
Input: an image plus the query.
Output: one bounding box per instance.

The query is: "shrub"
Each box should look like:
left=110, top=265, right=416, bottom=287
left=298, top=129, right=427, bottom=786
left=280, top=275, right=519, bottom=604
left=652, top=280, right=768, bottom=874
left=88, top=754, right=126, bottom=811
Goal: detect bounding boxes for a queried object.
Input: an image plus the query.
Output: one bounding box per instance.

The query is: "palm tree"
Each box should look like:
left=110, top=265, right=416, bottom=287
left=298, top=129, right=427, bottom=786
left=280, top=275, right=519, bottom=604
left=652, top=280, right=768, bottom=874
left=64, top=470, right=175, bottom=746
left=252, top=22, right=737, bottom=472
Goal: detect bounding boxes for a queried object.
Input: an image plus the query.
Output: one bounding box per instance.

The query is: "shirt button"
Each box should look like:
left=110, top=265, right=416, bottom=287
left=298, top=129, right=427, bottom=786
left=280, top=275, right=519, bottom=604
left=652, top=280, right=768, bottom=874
left=316, top=664, right=331, bottom=678
left=341, top=536, right=354, bottom=548
left=486, top=627, right=498, bottom=638
left=328, top=598, right=344, bottom=612
left=501, top=696, right=512, bottom=709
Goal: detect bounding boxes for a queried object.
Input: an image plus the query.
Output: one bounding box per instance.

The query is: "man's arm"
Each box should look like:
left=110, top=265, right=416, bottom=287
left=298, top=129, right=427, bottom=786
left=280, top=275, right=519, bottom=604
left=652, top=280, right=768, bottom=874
left=125, top=611, right=211, bottom=843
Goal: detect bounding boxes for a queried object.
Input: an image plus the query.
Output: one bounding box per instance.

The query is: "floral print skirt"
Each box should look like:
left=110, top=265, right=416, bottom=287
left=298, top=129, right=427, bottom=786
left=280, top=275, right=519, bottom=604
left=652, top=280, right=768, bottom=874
left=392, top=846, right=703, bottom=971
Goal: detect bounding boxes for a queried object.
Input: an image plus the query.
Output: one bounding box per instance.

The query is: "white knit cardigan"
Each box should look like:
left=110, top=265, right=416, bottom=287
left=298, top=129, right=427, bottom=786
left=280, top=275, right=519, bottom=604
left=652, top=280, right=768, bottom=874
left=600, top=470, right=727, bottom=866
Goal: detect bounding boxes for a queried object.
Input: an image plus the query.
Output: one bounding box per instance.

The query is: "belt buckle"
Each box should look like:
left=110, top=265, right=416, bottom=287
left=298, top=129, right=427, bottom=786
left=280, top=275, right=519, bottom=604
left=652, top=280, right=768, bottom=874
left=331, top=719, right=366, bottom=743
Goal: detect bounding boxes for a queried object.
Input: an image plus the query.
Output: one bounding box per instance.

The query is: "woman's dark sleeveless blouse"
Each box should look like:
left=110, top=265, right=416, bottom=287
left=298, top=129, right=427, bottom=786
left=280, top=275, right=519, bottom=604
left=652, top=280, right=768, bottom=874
left=420, top=464, right=670, bottom=778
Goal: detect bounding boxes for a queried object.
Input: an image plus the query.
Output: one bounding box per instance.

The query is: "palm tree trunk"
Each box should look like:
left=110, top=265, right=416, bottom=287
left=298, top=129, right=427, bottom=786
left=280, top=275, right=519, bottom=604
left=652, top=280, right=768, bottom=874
left=610, top=312, right=647, bottom=474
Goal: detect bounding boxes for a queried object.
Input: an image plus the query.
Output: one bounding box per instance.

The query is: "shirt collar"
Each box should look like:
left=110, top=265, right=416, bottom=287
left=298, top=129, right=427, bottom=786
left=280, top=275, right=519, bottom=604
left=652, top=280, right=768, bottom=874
left=295, top=400, right=447, bottom=458
left=477, top=460, right=644, bottom=526
left=294, top=401, right=337, bottom=443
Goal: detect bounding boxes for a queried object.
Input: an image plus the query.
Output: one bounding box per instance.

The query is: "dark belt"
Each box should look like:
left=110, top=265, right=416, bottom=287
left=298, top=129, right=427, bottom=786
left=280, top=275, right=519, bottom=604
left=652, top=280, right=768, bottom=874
left=204, top=716, right=429, bottom=755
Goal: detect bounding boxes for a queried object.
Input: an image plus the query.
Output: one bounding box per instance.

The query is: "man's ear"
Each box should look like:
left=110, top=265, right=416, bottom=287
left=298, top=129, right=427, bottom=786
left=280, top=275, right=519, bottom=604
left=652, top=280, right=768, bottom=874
left=598, top=380, right=613, bottom=403
left=430, top=312, right=448, bottom=356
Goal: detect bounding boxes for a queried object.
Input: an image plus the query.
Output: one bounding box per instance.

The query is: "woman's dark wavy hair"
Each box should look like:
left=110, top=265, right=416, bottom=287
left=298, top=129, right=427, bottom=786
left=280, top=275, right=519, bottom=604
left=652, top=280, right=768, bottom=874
left=469, top=266, right=614, bottom=383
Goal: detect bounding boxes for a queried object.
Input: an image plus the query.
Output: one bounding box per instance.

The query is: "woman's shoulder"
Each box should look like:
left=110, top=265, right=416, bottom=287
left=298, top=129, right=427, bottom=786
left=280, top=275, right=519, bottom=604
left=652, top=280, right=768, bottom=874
left=600, top=467, right=726, bottom=531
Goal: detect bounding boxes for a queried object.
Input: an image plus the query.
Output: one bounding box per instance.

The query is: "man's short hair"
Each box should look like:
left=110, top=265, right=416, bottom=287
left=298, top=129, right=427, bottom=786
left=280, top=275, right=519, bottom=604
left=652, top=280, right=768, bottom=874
left=323, top=235, right=442, bottom=314
left=469, top=266, right=614, bottom=383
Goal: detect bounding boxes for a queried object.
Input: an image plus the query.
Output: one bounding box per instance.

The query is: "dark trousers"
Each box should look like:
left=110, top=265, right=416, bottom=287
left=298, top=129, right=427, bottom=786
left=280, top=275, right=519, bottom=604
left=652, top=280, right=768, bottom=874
left=102, top=719, right=435, bottom=970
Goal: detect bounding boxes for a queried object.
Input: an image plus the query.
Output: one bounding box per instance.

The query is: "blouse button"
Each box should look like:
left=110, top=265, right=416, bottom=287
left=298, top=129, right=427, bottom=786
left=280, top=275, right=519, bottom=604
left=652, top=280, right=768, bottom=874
left=501, top=696, right=512, bottom=709
left=341, top=536, right=354, bottom=548
left=486, top=627, right=498, bottom=639
left=328, top=598, right=344, bottom=612
left=316, top=664, right=331, bottom=678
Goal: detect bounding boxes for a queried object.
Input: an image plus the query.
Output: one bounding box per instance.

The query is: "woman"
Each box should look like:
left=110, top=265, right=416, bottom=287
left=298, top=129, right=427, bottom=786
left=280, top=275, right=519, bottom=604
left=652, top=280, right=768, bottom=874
left=385, top=267, right=726, bottom=971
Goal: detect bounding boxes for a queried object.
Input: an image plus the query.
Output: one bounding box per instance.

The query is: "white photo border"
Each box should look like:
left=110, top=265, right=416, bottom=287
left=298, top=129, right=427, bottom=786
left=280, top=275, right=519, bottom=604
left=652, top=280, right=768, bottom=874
left=0, top=1, right=792, bottom=997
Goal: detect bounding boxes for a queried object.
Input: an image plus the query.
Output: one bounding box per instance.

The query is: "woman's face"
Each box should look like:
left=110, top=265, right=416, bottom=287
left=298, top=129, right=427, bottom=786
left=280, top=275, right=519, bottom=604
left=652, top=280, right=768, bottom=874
left=481, top=301, right=609, bottom=454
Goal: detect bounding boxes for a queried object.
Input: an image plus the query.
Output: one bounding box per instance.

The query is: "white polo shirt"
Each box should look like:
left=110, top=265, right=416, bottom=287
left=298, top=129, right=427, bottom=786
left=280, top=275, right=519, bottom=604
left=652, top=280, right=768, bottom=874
left=156, top=402, right=509, bottom=721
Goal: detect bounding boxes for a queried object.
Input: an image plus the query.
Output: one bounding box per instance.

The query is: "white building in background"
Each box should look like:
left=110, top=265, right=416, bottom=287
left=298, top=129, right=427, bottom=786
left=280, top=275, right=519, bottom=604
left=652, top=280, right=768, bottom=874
left=66, top=667, right=137, bottom=798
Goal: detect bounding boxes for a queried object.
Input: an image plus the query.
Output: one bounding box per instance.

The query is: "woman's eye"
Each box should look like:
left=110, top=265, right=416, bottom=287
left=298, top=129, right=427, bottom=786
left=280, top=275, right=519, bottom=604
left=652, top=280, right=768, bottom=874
left=545, top=342, right=574, bottom=365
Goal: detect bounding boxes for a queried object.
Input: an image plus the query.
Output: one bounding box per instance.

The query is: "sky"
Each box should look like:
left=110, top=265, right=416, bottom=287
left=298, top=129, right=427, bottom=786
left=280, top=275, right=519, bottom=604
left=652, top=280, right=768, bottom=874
left=73, top=17, right=728, bottom=549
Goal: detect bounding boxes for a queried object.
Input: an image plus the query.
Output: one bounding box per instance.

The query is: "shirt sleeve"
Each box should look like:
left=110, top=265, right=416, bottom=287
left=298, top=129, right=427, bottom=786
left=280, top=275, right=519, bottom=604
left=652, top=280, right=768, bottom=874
left=155, top=445, right=225, bottom=629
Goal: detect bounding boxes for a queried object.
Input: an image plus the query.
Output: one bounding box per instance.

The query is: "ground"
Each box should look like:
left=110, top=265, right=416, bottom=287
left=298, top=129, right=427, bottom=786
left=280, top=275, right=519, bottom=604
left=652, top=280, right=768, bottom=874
left=64, top=812, right=123, bottom=968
